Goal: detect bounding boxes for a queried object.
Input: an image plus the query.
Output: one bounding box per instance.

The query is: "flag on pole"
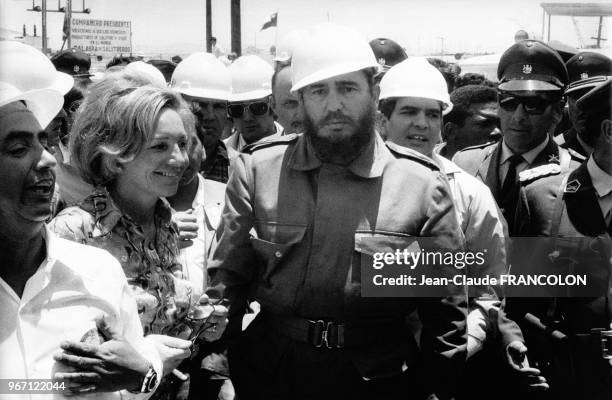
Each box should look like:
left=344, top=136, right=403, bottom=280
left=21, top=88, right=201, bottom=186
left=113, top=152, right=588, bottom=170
left=260, top=12, right=278, bottom=32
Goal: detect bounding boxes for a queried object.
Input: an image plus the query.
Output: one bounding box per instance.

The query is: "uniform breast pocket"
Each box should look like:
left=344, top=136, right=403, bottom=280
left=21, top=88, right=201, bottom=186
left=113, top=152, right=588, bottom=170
left=250, top=224, right=307, bottom=286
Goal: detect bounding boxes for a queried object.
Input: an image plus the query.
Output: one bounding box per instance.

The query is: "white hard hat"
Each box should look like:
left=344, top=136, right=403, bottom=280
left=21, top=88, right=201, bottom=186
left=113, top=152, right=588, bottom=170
left=229, top=55, right=273, bottom=102
left=379, top=57, right=453, bottom=115
left=0, top=81, right=64, bottom=128
left=291, top=23, right=379, bottom=92
left=124, top=61, right=167, bottom=88
left=274, top=29, right=308, bottom=62
left=170, top=52, right=231, bottom=100
left=0, top=41, right=73, bottom=96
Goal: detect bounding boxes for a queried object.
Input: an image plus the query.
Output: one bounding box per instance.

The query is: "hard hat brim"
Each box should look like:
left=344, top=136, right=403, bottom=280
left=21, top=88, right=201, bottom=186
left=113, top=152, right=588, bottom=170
left=498, top=79, right=562, bottom=92
left=230, top=89, right=272, bottom=102
left=291, top=61, right=379, bottom=93
left=0, top=85, right=64, bottom=128
left=178, top=87, right=231, bottom=102
left=52, top=71, right=75, bottom=95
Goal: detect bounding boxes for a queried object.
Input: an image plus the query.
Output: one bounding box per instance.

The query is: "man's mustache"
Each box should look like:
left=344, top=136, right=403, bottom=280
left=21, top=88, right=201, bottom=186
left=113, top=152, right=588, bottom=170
left=321, top=112, right=353, bottom=125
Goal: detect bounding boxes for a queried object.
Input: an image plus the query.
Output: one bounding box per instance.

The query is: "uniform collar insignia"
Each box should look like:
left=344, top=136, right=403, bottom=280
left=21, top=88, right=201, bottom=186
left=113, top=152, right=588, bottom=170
left=548, top=154, right=559, bottom=163
left=565, top=178, right=581, bottom=193
left=522, top=64, right=532, bottom=74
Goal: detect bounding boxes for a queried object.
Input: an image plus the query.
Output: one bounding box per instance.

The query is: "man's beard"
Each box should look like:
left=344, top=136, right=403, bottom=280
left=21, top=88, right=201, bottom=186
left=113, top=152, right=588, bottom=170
left=303, top=103, right=376, bottom=165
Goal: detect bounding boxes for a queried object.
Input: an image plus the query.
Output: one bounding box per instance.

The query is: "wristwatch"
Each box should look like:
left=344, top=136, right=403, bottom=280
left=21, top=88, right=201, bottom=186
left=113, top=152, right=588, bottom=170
left=132, top=363, right=158, bottom=394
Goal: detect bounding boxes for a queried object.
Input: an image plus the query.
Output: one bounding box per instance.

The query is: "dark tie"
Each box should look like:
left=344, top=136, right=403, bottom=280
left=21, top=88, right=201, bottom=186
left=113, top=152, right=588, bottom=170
left=500, top=154, right=523, bottom=200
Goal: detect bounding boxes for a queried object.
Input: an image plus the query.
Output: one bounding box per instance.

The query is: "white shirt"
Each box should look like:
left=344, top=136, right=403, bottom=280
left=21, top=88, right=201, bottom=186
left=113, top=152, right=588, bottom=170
left=587, top=156, right=612, bottom=225
left=499, top=135, right=550, bottom=183
left=0, top=227, right=162, bottom=400
left=434, top=154, right=509, bottom=356
left=177, top=174, right=226, bottom=299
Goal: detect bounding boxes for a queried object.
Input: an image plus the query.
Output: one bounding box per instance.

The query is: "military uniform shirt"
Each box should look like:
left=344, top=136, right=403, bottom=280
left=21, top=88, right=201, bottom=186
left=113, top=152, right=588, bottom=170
left=498, top=136, right=550, bottom=184
left=586, top=156, right=612, bottom=225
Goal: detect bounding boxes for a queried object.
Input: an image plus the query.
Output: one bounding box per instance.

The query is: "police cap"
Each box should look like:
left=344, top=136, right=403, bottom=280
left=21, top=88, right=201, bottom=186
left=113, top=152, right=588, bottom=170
left=497, top=40, right=568, bottom=92
left=369, top=38, right=408, bottom=71
left=575, top=76, right=612, bottom=117
left=564, top=52, right=612, bottom=97
left=51, top=48, right=92, bottom=77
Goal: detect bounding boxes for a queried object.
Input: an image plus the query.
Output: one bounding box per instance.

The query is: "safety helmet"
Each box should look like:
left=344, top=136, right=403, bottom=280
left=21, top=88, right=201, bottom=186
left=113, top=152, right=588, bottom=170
left=123, top=61, right=167, bottom=88
left=379, top=57, right=453, bottom=115
left=274, top=29, right=308, bottom=63
left=170, top=52, right=231, bottom=100
left=0, top=41, right=73, bottom=96
left=0, top=82, right=64, bottom=129
left=291, top=23, right=379, bottom=92
left=229, top=55, right=273, bottom=102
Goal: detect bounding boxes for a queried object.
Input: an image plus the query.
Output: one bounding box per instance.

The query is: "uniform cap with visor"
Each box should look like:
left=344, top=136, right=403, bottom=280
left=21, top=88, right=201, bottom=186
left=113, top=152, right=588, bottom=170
left=51, top=48, right=92, bottom=78
left=0, top=41, right=73, bottom=97
left=171, top=52, right=231, bottom=101
left=497, top=40, right=568, bottom=92
left=564, top=52, right=612, bottom=97
left=369, top=38, right=408, bottom=72
left=290, top=23, right=379, bottom=93
left=229, top=55, right=274, bottom=102
left=379, top=57, right=453, bottom=115
left=575, top=76, right=612, bottom=117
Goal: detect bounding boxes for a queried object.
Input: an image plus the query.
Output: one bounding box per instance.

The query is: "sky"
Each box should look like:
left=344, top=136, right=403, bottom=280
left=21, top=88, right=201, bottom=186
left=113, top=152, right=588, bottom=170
left=1, top=0, right=611, bottom=58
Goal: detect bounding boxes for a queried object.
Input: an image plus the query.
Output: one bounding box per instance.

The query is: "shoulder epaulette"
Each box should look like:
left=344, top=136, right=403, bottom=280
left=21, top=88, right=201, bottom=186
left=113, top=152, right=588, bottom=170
left=385, top=142, right=440, bottom=170
left=519, top=163, right=562, bottom=184
left=458, top=140, right=497, bottom=153
left=242, top=133, right=299, bottom=154
left=567, top=148, right=586, bottom=162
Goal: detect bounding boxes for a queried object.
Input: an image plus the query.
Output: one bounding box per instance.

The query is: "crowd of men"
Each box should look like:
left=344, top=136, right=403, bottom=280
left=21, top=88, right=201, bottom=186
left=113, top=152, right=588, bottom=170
left=0, top=22, right=611, bottom=400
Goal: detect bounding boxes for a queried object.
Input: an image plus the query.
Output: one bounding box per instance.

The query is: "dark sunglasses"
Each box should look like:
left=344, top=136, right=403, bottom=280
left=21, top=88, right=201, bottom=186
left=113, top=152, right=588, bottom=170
left=498, top=93, right=552, bottom=115
left=227, top=101, right=269, bottom=118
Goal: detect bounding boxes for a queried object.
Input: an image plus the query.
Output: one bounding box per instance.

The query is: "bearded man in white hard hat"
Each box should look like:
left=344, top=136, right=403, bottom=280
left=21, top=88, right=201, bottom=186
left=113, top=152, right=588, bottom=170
left=207, top=23, right=466, bottom=399
left=224, top=55, right=282, bottom=151
left=171, top=52, right=236, bottom=183
left=379, top=58, right=549, bottom=397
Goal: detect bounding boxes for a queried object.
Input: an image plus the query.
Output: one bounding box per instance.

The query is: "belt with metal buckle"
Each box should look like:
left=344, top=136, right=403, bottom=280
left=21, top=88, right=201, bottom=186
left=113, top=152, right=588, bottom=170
left=263, top=312, right=402, bottom=350
left=590, top=328, right=612, bottom=360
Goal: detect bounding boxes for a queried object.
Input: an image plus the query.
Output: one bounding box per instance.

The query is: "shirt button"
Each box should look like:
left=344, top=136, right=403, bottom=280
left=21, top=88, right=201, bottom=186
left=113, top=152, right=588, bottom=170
left=274, top=251, right=282, bottom=258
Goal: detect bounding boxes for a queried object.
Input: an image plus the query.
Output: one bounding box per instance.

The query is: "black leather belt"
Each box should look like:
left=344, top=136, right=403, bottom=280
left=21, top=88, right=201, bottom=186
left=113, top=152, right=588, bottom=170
left=262, top=312, right=403, bottom=349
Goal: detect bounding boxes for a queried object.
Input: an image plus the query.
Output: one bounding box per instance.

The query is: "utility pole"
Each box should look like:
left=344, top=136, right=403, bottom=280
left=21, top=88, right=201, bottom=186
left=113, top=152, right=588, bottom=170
left=206, top=0, right=212, bottom=52
left=437, top=36, right=445, bottom=57
left=591, top=16, right=607, bottom=49
left=231, top=0, right=241, bottom=56
left=27, top=0, right=91, bottom=54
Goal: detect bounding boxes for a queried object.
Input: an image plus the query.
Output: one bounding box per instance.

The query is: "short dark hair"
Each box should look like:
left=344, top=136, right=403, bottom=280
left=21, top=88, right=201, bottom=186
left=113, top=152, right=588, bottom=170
left=105, top=55, right=142, bottom=69
left=445, top=85, right=498, bottom=126
left=378, top=98, right=397, bottom=120
left=454, top=73, right=497, bottom=89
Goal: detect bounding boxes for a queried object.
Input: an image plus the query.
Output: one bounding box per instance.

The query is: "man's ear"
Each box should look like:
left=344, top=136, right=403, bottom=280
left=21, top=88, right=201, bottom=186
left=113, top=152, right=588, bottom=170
left=372, top=83, right=381, bottom=109
left=550, top=99, right=565, bottom=127
left=443, top=121, right=456, bottom=142
left=601, top=119, right=612, bottom=143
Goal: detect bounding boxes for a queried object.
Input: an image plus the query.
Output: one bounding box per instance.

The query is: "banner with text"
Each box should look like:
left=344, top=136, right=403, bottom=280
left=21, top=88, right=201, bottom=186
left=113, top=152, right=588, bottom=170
left=70, top=18, right=131, bottom=55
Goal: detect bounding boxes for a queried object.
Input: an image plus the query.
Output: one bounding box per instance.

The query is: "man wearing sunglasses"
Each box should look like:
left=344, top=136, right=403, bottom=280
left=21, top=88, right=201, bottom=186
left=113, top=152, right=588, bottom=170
left=225, top=55, right=283, bottom=152
left=453, top=40, right=579, bottom=231
left=555, top=52, right=612, bottom=158
left=505, top=76, right=612, bottom=400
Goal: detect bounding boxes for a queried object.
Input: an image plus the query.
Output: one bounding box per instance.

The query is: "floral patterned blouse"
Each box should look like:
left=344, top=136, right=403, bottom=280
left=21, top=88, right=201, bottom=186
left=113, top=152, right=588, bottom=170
left=48, top=187, right=195, bottom=336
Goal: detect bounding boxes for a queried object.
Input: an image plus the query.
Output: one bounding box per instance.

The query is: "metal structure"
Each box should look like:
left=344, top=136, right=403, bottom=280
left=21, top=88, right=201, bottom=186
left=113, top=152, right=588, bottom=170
left=541, top=2, right=612, bottom=48
left=26, top=0, right=91, bottom=53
